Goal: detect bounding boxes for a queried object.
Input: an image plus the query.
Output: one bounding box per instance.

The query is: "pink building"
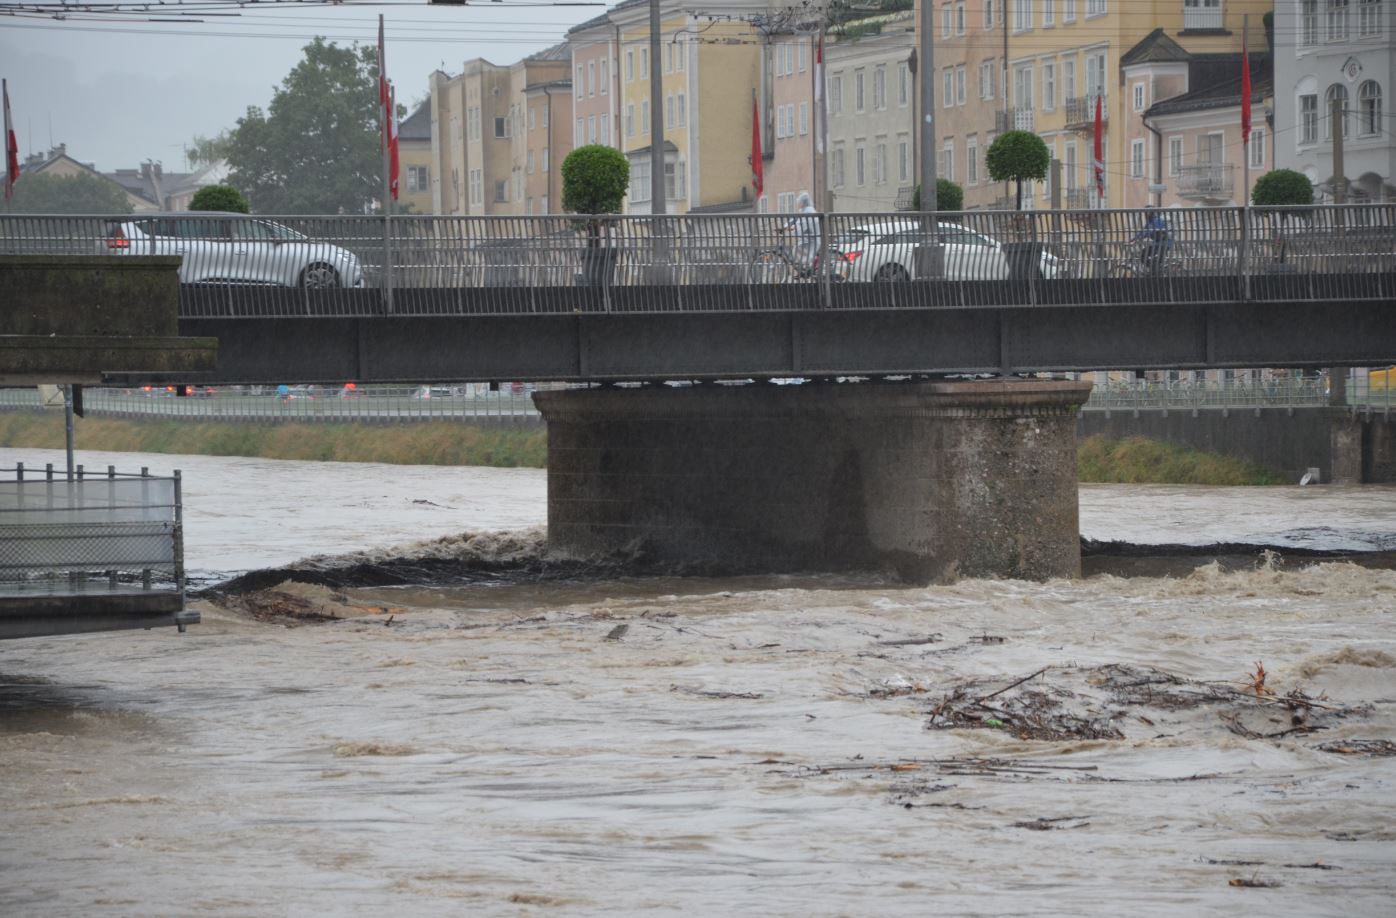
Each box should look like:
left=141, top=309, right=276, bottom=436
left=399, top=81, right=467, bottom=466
left=569, top=13, right=621, bottom=152
left=762, top=30, right=819, bottom=214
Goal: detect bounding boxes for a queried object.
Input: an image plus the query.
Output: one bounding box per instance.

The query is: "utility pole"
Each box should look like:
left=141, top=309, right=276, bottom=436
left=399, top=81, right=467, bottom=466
left=649, top=0, right=665, bottom=215
left=1330, top=96, right=1346, bottom=205
left=916, top=0, right=942, bottom=278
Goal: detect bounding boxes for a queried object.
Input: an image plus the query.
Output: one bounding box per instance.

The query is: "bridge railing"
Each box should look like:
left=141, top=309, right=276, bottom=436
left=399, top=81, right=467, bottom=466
left=1, top=205, right=1391, bottom=317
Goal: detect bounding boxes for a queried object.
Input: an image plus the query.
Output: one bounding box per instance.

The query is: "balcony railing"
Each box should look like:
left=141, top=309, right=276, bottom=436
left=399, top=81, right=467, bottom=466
left=995, top=107, right=1035, bottom=133
left=1183, top=1, right=1224, bottom=30
left=1065, top=188, right=1091, bottom=209
left=1064, top=93, right=1107, bottom=130
left=1177, top=163, right=1235, bottom=200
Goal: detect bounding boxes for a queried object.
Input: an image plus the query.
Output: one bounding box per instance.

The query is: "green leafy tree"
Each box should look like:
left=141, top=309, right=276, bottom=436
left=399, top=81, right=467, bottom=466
left=225, top=38, right=398, bottom=214
left=562, top=144, right=629, bottom=246
left=986, top=130, right=1050, bottom=210
left=189, top=184, right=250, bottom=214
left=2, top=171, right=132, bottom=214
left=911, top=178, right=964, bottom=213
left=1251, top=169, right=1313, bottom=206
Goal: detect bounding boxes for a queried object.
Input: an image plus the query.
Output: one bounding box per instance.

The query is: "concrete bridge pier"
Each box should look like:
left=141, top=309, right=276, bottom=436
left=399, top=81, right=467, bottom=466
left=533, top=379, right=1093, bottom=582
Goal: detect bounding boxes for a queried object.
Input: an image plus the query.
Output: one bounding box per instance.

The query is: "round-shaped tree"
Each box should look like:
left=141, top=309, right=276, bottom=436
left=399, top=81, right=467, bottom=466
left=562, top=144, right=629, bottom=221
left=911, top=178, right=964, bottom=213
left=986, top=130, right=1050, bottom=211
left=1251, top=168, right=1313, bottom=206
left=189, top=184, right=251, bottom=214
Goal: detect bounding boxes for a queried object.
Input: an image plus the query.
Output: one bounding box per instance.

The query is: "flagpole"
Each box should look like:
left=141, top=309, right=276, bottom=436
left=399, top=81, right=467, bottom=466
left=378, top=15, right=394, bottom=313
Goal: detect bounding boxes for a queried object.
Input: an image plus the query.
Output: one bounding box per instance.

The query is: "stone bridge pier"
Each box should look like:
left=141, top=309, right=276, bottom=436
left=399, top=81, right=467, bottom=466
left=533, top=379, right=1093, bottom=582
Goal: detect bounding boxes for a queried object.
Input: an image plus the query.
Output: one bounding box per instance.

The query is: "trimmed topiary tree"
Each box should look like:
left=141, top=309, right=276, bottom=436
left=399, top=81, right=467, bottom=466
left=189, top=183, right=250, bottom=214
left=986, top=130, right=1050, bottom=211
left=561, top=144, right=629, bottom=286
left=911, top=178, right=964, bottom=214
left=1251, top=168, right=1313, bottom=206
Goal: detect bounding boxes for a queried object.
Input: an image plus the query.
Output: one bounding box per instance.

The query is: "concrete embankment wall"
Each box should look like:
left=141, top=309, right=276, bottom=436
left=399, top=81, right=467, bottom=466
left=1077, top=408, right=1396, bottom=484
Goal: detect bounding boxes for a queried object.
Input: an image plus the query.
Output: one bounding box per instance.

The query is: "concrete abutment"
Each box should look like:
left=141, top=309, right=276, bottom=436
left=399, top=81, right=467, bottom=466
left=533, top=380, right=1092, bottom=583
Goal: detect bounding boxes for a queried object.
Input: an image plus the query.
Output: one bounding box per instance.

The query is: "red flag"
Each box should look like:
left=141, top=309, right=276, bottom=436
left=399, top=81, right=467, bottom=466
left=1092, top=94, right=1105, bottom=203
left=1240, top=47, right=1252, bottom=146
left=751, top=96, right=764, bottom=199
left=3, top=79, right=19, bottom=202
left=388, top=84, right=400, bottom=201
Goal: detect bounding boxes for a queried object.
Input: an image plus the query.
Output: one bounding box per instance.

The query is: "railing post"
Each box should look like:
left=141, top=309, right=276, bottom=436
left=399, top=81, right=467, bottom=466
left=818, top=212, right=831, bottom=309
left=382, top=212, right=395, bottom=315
left=1239, top=204, right=1251, bottom=302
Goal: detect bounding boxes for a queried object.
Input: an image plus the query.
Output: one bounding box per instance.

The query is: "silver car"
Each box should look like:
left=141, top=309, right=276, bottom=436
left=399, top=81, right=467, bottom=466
left=837, top=220, right=1070, bottom=282
left=101, top=213, right=365, bottom=288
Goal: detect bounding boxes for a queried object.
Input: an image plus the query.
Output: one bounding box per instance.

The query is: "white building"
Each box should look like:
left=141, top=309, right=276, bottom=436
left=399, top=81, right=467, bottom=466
left=1274, top=0, right=1395, bottom=201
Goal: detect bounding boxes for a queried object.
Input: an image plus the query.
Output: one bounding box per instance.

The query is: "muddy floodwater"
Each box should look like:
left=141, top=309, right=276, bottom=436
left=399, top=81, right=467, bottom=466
left=2, top=448, right=1394, bottom=916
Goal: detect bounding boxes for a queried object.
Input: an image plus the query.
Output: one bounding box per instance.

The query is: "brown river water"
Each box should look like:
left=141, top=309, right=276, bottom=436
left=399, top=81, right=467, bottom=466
left=2, top=449, right=1394, bottom=916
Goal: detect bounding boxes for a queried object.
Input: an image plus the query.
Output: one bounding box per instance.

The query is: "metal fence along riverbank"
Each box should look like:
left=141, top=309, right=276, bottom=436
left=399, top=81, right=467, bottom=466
left=0, top=373, right=1391, bottom=424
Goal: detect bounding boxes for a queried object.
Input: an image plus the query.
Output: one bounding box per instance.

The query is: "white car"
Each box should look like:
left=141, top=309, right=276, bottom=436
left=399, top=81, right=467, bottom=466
left=836, top=220, right=1070, bottom=282
left=100, top=213, right=365, bottom=288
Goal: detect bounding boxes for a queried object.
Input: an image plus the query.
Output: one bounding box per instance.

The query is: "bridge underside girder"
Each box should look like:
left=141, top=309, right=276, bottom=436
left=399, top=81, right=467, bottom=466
left=173, top=297, right=1396, bottom=386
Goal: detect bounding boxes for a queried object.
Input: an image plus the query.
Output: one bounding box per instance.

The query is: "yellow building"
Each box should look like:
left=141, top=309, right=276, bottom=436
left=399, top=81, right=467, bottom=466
left=921, top=0, right=1270, bottom=209
left=610, top=0, right=762, bottom=214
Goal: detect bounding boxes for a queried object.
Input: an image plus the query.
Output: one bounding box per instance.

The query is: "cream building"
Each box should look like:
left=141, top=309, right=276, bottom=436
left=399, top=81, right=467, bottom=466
left=522, top=79, right=573, bottom=215
left=397, top=101, right=433, bottom=215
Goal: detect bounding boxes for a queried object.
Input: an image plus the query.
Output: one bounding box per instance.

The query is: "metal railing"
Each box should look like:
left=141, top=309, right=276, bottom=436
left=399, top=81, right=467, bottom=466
left=1183, top=1, right=1224, bottom=30
left=1064, top=93, right=1107, bottom=129
left=0, top=463, right=184, bottom=600
left=0, top=384, right=547, bottom=423
left=995, top=107, right=1035, bottom=133
left=1082, top=370, right=1396, bottom=411
left=1176, top=163, right=1235, bottom=200
left=1, top=205, right=1393, bottom=316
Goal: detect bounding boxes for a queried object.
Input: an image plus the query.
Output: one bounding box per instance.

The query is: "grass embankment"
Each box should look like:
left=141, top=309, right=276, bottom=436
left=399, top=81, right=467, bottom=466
left=1077, top=434, right=1287, bottom=486
left=0, top=414, right=546, bottom=468
left=1, top=416, right=1282, bottom=483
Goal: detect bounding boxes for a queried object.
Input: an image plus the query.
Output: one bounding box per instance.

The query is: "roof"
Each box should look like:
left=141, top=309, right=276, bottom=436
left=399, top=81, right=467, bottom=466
left=1146, top=54, right=1272, bottom=117
left=526, top=41, right=572, bottom=63
left=1120, top=29, right=1190, bottom=67
left=524, top=79, right=573, bottom=94
left=567, top=11, right=613, bottom=35
left=625, top=141, right=680, bottom=156
left=398, top=100, right=432, bottom=141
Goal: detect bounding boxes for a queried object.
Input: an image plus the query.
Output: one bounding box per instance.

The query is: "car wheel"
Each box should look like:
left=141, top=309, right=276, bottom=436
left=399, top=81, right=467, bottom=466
left=875, top=263, right=910, bottom=283
left=300, top=263, right=341, bottom=289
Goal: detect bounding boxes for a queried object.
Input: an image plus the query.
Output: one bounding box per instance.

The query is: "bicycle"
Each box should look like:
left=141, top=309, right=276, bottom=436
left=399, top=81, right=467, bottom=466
left=748, top=229, right=848, bottom=284
left=1109, top=240, right=1183, bottom=278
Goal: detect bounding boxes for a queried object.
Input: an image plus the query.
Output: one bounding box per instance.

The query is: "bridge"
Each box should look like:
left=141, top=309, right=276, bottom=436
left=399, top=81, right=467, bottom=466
left=4, top=205, right=1394, bottom=589
left=3, top=205, right=1394, bottom=385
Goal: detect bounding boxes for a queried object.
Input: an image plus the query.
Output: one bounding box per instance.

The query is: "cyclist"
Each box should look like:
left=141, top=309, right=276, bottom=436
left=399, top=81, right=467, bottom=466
left=783, top=191, right=821, bottom=273
left=1131, top=206, right=1173, bottom=276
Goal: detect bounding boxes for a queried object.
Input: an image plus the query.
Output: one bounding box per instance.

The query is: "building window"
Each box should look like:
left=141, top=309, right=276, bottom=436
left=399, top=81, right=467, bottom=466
left=1063, top=59, right=1076, bottom=99
left=956, top=65, right=967, bottom=105
left=984, top=0, right=995, bottom=29
left=527, top=150, right=534, bottom=174
left=943, top=68, right=954, bottom=107
left=967, top=137, right=979, bottom=184
left=939, top=141, right=955, bottom=184
left=800, top=102, right=809, bottom=135
left=641, top=99, right=650, bottom=135
left=981, top=60, right=995, bottom=99
left=943, top=2, right=953, bottom=36
left=1044, top=63, right=1056, bottom=110
left=1303, top=0, right=1320, bottom=44
left=588, top=61, right=596, bottom=97
left=1168, top=136, right=1183, bottom=175
left=1130, top=139, right=1145, bottom=178
left=1326, top=0, right=1349, bottom=40
left=1325, top=83, right=1349, bottom=138
left=1249, top=128, right=1266, bottom=168
left=1300, top=93, right=1319, bottom=143
left=1013, top=0, right=1031, bottom=30
left=899, top=63, right=910, bottom=106
left=543, top=147, right=550, bottom=172
left=469, top=169, right=482, bottom=205
left=898, top=135, right=910, bottom=182
left=494, top=117, right=508, bottom=138
left=874, top=140, right=887, bottom=184
left=1063, top=0, right=1076, bottom=21
left=576, top=117, right=584, bottom=145
left=874, top=66, right=887, bottom=109
left=1358, top=80, right=1382, bottom=135
left=1086, top=0, right=1106, bottom=16
left=856, top=144, right=866, bottom=185
left=625, top=103, right=635, bottom=137
left=407, top=166, right=429, bottom=193
left=600, top=114, right=609, bottom=145
left=832, top=147, right=845, bottom=187
left=494, top=180, right=507, bottom=203
left=600, top=60, right=608, bottom=94
left=640, top=48, right=648, bottom=78
left=1044, top=0, right=1055, bottom=25
left=1064, top=141, right=1077, bottom=189
left=830, top=74, right=844, bottom=114
left=677, top=94, right=686, bottom=128
left=630, top=159, right=651, bottom=203
left=799, top=41, right=807, bottom=72
left=576, top=65, right=583, bottom=92
left=1359, top=0, right=1382, bottom=35
left=1133, top=82, right=1146, bottom=111
left=666, top=94, right=674, bottom=129
left=588, top=114, right=597, bottom=143
left=855, top=70, right=866, bottom=111
left=626, top=50, right=634, bottom=81
left=956, top=1, right=966, bottom=33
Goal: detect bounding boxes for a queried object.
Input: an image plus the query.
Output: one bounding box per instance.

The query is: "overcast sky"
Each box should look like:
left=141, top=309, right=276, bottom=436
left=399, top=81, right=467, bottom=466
left=1, top=1, right=605, bottom=172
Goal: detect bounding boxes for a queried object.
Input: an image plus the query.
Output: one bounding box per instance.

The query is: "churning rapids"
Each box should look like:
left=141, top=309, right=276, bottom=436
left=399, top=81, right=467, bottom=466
left=2, top=448, right=1394, bottom=916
